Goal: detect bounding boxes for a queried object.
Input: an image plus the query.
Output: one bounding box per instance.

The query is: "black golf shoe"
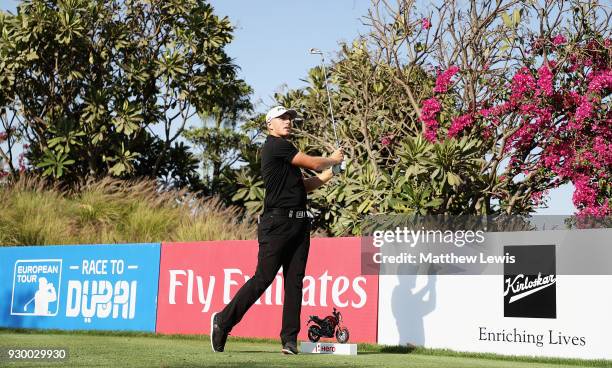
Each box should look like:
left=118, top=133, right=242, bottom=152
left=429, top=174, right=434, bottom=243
left=210, top=312, right=229, bottom=352
left=281, top=341, right=298, bottom=355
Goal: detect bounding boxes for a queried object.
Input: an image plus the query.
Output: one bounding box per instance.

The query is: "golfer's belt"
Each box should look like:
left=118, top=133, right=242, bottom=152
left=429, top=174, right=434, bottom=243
left=265, top=208, right=308, bottom=219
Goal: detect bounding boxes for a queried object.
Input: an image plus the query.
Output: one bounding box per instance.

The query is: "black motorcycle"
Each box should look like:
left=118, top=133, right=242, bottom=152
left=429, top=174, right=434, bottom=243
left=306, top=307, right=350, bottom=344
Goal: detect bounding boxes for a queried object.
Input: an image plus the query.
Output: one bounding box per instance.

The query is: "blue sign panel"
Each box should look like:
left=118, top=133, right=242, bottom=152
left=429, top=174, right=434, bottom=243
left=0, top=243, right=161, bottom=332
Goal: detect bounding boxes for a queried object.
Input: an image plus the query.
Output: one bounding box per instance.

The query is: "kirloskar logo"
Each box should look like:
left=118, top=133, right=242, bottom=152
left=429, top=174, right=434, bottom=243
left=504, top=273, right=556, bottom=304
left=503, top=245, right=556, bottom=319
left=167, top=268, right=368, bottom=312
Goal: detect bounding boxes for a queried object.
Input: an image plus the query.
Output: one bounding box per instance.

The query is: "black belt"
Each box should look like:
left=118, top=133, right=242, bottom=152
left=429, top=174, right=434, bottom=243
left=264, top=208, right=308, bottom=219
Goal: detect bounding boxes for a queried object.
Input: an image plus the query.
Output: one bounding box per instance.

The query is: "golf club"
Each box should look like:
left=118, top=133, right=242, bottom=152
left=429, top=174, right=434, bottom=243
left=309, top=48, right=344, bottom=174
left=23, top=296, right=35, bottom=311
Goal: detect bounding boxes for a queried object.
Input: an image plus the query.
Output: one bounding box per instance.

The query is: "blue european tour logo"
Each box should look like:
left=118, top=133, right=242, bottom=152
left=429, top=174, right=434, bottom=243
left=10, top=259, right=63, bottom=316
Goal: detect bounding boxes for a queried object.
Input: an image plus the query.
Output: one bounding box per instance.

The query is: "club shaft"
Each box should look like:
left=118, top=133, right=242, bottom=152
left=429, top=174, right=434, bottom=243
left=319, top=55, right=340, bottom=148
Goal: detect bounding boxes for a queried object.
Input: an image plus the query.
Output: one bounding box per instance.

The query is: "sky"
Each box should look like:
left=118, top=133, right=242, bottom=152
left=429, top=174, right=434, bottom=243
left=208, top=0, right=371, bottom=108
left=0, top=0, right=576, bottom=215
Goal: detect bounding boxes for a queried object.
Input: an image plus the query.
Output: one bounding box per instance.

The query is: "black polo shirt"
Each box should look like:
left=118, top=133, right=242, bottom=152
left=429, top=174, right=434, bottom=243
left=261, top=135, right=307, bottom=210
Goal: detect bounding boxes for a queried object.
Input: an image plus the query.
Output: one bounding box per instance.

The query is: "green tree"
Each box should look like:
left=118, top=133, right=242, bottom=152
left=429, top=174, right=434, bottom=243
left=0, top=0, right=249, bottom=188
left=182, top=79, right=254, bottom=199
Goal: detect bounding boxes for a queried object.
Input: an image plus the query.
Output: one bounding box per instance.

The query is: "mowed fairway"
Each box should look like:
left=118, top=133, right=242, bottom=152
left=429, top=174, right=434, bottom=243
left=0, top=330, right=609, bottom=368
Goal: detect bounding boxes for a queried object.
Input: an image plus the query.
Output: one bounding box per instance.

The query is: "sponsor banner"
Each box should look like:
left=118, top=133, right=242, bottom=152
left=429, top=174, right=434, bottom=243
left=378, top=229, right=612, bottom=360
left=0, top=244, right=161, bottom=332
left=156, top=237, right=378, bottom=343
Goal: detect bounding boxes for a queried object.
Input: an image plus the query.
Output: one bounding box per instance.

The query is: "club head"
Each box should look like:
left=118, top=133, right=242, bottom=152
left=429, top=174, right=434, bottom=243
left=309, top=48, right=323, bottom=55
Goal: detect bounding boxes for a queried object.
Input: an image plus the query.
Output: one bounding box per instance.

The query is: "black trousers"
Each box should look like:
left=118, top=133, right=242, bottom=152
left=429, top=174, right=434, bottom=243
left=217, top=212, right=311, bottom=344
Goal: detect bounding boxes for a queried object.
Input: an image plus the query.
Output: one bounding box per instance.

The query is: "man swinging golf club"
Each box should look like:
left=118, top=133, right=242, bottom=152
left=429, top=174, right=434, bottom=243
left=210, top=106, right=344, bottom=355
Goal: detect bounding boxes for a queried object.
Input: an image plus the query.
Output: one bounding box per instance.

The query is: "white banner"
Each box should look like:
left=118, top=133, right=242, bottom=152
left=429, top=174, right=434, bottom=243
left=377, top=230, right=612, bottom=360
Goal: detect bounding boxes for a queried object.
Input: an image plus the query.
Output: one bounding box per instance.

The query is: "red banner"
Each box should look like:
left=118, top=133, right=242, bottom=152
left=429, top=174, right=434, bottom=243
left=156, top=237, right=378, bottom=343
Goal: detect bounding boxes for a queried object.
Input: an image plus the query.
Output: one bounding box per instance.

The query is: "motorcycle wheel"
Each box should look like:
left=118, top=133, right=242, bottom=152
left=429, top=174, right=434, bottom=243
left=308, top=326, right=321, bottom=342
left=336, top=328, right=349, bottom=344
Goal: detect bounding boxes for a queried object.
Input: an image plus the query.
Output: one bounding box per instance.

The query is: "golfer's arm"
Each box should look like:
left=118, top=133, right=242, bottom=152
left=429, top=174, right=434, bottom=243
left=303, top=170, right=334, bottom=193
left=291, top=152, right=336, bottom=171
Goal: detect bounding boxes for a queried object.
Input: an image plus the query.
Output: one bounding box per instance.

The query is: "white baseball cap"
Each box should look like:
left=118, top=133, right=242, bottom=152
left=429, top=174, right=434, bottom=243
left=265, top=106, right=298, bottom=123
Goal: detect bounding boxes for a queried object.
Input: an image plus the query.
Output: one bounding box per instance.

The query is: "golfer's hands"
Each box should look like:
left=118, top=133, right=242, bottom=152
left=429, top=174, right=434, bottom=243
left=330, top=148, right=344, bottom=165
left=321, top=168, right=334, bottom=180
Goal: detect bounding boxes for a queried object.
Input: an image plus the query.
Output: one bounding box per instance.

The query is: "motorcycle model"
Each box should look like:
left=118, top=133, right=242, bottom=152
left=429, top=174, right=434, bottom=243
left=306, top=307, right=350, bottom=343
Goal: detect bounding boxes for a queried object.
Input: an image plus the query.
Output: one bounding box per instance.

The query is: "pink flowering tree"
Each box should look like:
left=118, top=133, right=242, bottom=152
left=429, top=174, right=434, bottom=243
left=404, top=0, right=611, bottom=218
left=426, top=40, right=611, bottom=217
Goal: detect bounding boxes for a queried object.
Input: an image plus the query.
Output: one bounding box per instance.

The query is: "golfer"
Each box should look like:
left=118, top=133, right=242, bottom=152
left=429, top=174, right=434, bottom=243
left=211, top=106, right=344, bottom=355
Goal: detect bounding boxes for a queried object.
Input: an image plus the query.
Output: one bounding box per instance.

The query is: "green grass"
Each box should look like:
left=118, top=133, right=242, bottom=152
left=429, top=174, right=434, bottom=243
left=0, top=177, right=256, bottom=246
left=0, top=329, right=610, bottom=368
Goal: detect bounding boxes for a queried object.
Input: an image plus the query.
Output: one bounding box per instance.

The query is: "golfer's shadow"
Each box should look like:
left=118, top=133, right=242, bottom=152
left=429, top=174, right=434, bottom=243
left=391, top=264, right=437, bottom=347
